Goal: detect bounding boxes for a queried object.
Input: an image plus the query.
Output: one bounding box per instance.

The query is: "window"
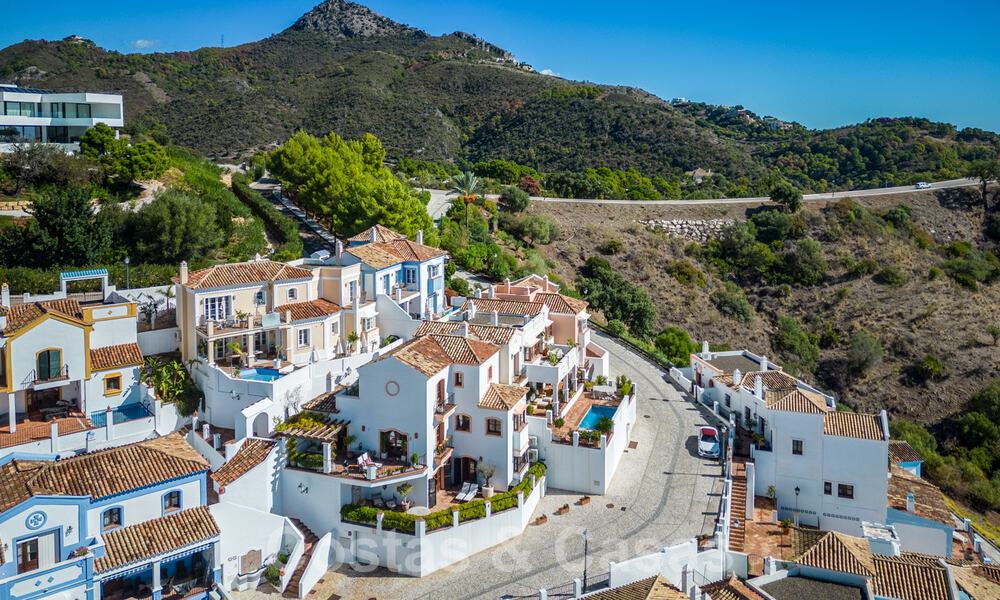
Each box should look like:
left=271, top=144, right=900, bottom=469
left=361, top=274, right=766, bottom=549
left=348, top=281, right=357, bottom=302
left=50, top=103, right=63, bottom=118
left=486, top=418, right=502, bottom=436
left=383, top=274, right=391, bottom=294
left=330, top=321, right=339, bottom=335
left=75, top=103, right=91, bottom=118
left=255, top=290, right=266, bottom=305
left=203, top=296, right=231, bottom=321
left=454, top=372, right=464, bottom=387
left=16, top=538, right=39, bottom=574
left=104, top=374, right=122, bottom=396
left=837, top=484, right=855, bottom=500
left=792, top=439, right=803, bottom=456
left=36, top=349, right=62, bottom=381
left=405, top=268, right=417, bottom=284
left=429, top=265, right=440, bottom=279
left=163, top=490, right=181, bottom=514
left=362, top=316, right=375, bottom=331
left=824, top=481, right=832, bottom=496
left=214, top=343, right=226, bottom=361
left=102, top=507, right=123, bottom=532
left=488, top=366, right=493, bottom=380
left=297, top=328, right=310, bottom=348
left=724, top=394, right=731, bottom=408
left=287, top=288, right=298, bottom=301
left=455, top=414, right=471, bottom=432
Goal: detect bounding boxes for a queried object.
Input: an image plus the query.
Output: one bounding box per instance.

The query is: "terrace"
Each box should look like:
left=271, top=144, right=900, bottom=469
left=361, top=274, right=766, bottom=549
left=550, top=390, right=622, bottom=447
left=0, top=411, right=94, bottom=450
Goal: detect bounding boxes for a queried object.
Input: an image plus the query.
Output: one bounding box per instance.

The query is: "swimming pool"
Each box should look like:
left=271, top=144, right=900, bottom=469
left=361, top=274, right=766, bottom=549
left=239, top=368, right=282, bottom=382
left=578, top=404, right=617, bottom=430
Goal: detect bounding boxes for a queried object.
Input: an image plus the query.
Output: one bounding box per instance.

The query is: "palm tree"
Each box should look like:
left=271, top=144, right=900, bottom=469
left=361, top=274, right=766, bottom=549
left=159, top=285, right=175, bottom=312
left=449, top=171, right=482, bottom=238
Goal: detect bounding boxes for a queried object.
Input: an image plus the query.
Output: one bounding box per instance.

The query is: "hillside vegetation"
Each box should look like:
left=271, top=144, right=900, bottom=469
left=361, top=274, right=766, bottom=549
left=2, top=0, right=998, bottom=198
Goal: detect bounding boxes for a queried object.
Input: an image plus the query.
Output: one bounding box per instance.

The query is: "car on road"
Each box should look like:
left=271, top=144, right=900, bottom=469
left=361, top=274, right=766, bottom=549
left=915, top=182, right=932, bottom=189
left=697, top=426, right=720, bottom=458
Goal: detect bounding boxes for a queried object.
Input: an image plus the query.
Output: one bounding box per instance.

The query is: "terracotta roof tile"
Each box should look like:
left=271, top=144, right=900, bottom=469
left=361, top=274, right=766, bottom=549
left=414, top=321, right=517, bottom=345
left=535, top=292, right=588, bottom=314
left=889, top=440, right=923, bottom=464
left=212, top=438, right=276, bottom=487
left=715, top=369, right=799, bottom=392
left=700, top=576, right=766, bottom=600
left=871, top=555, right=950, bottom=600
left=953, top=564, right=1000, bottom=599
left=347, top=224, right=405, bottom=243
left=767, top=389, right=830, bottom=414
left=413, top=320, right=462, bottom=337
left=385, top=239, right=446, bottom=262
left=888, top=465, right=951, bottom=525
left=91, top=342, right=144, bottom=371
left=346, top=243, right=407, bottom=269
left=0, top=415, right=94, bottom=451
left=824, top=412, right=885, bottom=441
left=302, top=391, right=340, bottom=413
left=511, top=273, right=561, bottom=292
left=585, top=575, right=687, bottom=600
left=463, top=297, right=545, bottom=316
left=794, top=531, right=876, bottom=577
left=95, top=506, right=220, bottom=574
left=387, top=334, right=499, bottom=377
left=179, top=260, right=312, bottom=289
left=479, top=384, right=528, bottom=411
left=6, top=434, right=208, bottom=508
left=2, top=299, right=85, bottom=335
left=275, top=298, right=342, bottom=322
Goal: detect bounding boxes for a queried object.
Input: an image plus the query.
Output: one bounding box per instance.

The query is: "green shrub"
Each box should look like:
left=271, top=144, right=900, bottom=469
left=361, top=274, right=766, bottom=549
left=773, top=315, right=820, bottom=374
left=711, top=282, right=753, bottom=323
left=914, top=354, right=945, bottom=382
left=653, top=326, right=698, bottom=365
left=665, top=259, right=705, bottom=287
left=598, top=239, right=625, bottom=255
left=847, top=330, right=883, bottom=374
left=498, top=185, right=531, bottom=212
left=231, top=173, right=304, bottom=260
left=875, top=266, right=908, bottom=286
left=606, top=319, right=628, bottom=337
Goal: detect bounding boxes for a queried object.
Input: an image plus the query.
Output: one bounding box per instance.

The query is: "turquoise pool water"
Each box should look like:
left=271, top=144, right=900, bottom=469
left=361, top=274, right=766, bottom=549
left=240, top=368, right=282, bottom=382
left=579, top=404, right=617, bottom=430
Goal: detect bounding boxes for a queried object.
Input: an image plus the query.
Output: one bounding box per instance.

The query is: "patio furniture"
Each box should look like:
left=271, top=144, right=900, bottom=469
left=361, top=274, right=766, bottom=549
left=383, top=494, right=398, bottom=510
left=356, top=453, right=382, bottom=470
left=456, top=482, right=479, bottom=502
left=373, top=497, right=386, bottom=509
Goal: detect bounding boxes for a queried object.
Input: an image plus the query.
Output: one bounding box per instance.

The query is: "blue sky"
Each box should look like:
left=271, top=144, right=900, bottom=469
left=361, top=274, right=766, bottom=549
left=4, top=0, right=999, bottom=132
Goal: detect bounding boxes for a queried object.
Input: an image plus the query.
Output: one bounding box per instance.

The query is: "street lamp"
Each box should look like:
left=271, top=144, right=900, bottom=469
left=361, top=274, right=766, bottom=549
left=582, top=528, right=591, bottom=591
left=124, top=256, right=130, bottom=289
left=794, top=485, right=800, bottom=510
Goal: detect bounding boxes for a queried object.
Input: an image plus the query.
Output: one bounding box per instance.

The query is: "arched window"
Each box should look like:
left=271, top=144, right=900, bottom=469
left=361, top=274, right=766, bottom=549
left=36, top=349, right=62, bottom=381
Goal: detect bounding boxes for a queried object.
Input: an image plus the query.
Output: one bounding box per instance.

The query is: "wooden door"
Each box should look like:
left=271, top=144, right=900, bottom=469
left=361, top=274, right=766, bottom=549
left=16, top=538, right=39, bottom=573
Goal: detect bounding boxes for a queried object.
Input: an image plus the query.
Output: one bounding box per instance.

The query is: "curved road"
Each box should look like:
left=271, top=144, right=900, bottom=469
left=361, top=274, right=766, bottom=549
left=421, top=178, right=975, bottom=218
left=310, top=332, right=724, bottom=600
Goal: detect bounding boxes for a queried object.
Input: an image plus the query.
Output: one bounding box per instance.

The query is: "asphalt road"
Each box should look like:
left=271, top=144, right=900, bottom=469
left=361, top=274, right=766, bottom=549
left=293, top=332, right=725, bottom=600
left=418, top=178, right=976, bottom=213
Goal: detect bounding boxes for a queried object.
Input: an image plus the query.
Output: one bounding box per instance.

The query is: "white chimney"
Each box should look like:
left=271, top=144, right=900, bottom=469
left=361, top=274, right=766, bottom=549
left=467, top=302, right=477, bottom=320
left=701, top=340, right=710, bottom=357
left=863, top=522, right=901, bottom=557
left=491, top=310, right=499, bottom=326
left=733, top=369, right=742, bottom=386
left=253, top=253, right=262, bottom=262
left=906, top=492, right=915, bottom=513
left=0, top=283, right=9, bottom=308
left=754, top=375, right=764, bottom=399
left=475, top=288, right=482, bottom=299
left=369, top=226, right=378, bottom=243
left=488, top=285, right=495, bottom=299
left=416, top=229, right=424, bottom=245
left=760, top=355, right=769, bottom=371
left=456, top=323, right=469, bottom=338
left=179, top=261, right=189, bottom=285
left=335, top=240, right=344, bottom=264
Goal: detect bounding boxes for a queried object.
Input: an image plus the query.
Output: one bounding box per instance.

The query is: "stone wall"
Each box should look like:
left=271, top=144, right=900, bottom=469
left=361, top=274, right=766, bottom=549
left=640, top=218, right=735, bottom=243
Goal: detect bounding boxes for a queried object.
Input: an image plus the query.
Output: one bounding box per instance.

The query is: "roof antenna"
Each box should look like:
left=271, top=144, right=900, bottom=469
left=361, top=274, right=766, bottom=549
left=220, top=34, right=225, bottom=48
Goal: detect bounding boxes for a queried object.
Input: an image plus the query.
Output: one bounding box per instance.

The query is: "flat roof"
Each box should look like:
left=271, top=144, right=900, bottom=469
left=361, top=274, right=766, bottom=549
left=760, top=576, right=863, bottom=600
left=705, top=352, right=761, bottom=374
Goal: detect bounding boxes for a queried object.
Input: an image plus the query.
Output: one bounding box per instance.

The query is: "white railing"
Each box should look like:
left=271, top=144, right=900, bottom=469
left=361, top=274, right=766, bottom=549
left=297, top=532, right=331, bottom=599
left=279, top=519, right=306, bottom=593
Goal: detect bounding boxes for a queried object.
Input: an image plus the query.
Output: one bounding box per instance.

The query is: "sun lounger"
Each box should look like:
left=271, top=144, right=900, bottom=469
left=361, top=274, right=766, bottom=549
left=456, top=482, right=479, bottom=502
left=373, top=497, right=385, bottom=509
left=384, top=494, right=398, bottom=510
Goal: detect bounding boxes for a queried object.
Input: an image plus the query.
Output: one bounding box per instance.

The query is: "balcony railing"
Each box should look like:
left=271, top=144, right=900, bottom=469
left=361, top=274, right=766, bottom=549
left=32, top=364, right=70, bottom=384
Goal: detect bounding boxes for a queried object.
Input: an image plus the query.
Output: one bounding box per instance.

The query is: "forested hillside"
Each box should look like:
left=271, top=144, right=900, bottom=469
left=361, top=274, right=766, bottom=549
left=1, top=0, right=998, bottom=197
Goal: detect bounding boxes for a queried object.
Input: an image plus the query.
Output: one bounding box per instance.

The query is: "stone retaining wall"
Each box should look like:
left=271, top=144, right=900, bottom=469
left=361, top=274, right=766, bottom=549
left=640, top=218, right=735, bottom=243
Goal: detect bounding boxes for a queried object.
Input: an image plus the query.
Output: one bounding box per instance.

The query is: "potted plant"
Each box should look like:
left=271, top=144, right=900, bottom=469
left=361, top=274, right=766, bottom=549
left=397, top=482, right=414, bottom=511
left=227, top=341, right=243, bottom=367
left=410, top=452, right=420, bottom=467
left=766, top=485, right=776, bottom=501
left=235, top=309, right=250, bottom=327
left=347, top=330, right=360, bottom=354
left=274, top=344, right=285, bottom=368
left=478, top=463, right=497, bottom=499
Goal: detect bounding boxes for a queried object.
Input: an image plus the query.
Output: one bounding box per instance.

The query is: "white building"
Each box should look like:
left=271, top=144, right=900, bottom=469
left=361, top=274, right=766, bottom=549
left=0, top=433, right=222, bottom=600
left=0, top=270, right=161, bottom=458
left=692, top=347, right=890, bottom=536
left=0, top=84, right=124, bottom=153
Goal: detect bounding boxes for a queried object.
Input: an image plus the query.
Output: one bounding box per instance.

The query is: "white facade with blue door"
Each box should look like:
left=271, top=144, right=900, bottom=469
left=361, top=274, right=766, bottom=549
left=0, top=434, right=220, bottom=600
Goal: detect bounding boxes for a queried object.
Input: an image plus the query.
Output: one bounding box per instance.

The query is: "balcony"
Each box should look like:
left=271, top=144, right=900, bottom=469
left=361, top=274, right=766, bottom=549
left=434, top=395, right=456, bottom=423
left=434, top=436, right=454, bottom=470
left=32, top=364, right=70, bottom=388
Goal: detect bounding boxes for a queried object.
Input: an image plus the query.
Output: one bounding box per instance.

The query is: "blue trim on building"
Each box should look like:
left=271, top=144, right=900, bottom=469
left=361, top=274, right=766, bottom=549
left=160, top=489, right=182, bottom=516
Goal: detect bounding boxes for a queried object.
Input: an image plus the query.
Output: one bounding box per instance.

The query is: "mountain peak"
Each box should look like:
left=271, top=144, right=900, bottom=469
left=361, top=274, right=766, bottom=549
left=288, top=0, right=417, bottom=41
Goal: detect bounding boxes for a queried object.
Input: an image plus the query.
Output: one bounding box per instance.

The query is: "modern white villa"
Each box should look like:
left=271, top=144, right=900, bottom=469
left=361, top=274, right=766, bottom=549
left=0, top=84, right=124, bottom=153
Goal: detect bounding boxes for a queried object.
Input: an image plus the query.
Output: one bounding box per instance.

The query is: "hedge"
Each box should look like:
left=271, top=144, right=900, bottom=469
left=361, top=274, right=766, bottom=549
left=231, top=173, right=304, bottom=261
left=340, top=462, right=546, bottom=534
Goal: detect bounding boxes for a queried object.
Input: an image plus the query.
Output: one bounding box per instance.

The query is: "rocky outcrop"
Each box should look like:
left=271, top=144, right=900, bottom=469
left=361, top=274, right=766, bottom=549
left=640, top=218, right=734, bottom=243
left=288, top=0, right=417, bottom=41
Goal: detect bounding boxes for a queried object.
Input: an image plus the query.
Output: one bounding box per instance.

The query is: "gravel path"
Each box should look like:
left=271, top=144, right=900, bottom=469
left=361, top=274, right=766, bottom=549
left=231, top=332, right=724, bottom=600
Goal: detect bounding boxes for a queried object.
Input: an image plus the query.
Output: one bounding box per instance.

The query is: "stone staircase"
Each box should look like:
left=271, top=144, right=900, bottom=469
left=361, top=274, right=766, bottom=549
left=728, top=459, right=748, bottom=552
left=284, top=518, right=320, bottom=598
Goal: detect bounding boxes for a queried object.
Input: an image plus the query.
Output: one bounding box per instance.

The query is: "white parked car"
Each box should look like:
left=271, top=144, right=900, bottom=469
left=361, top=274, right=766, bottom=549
left=697, top=426, right=720, bottom=458
left=915, top=182, right=932, bottom=189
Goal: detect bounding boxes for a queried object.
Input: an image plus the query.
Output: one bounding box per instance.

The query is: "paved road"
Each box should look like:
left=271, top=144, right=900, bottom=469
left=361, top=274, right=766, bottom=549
left=419, top=178, right=976, bottom=211
left=268, top=332, right=725, bottom=600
